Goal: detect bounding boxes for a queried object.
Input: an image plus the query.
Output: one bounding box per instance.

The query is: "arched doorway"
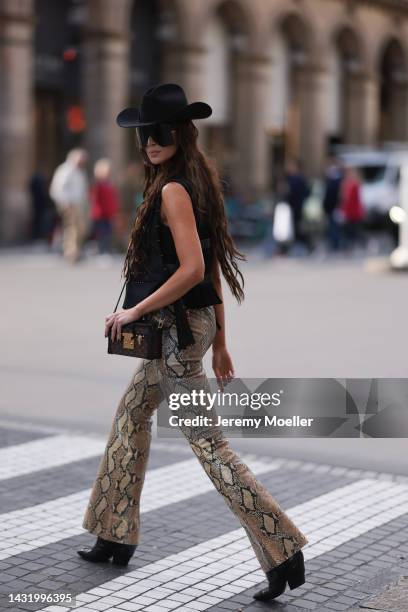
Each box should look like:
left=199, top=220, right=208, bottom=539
left=328, top=27, right=362, bottom=147
left=201, top=1, right=249, bottom=191
left=127, top=0, right=180, bottom=162
left=34, top=0, right=86, bottom=177
left=265, top=12, right=312, bottom=188
left=379, top=39, right=408, bottom=142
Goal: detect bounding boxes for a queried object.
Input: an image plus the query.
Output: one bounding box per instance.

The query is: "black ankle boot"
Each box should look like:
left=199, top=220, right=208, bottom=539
left=253, top=549, right=306, bottom=601
left=77, top=536, right=137, bottom=567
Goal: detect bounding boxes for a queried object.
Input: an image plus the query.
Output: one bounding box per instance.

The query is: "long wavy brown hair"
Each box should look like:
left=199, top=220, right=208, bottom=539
left=121, top=120, right=246, bottom=303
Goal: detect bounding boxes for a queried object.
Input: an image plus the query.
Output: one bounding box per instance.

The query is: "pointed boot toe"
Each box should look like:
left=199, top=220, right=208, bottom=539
left=253, top=550, right=306, bottom=601
left=76, top=547, right=112, bottom=563
left=77, top=536, right=116, bottom=563
left=253, top=574, right=286, bottom=601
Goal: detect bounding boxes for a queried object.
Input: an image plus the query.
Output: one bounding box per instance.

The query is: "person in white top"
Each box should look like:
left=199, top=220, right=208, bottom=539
left=49, top=148, right=89, bottom=263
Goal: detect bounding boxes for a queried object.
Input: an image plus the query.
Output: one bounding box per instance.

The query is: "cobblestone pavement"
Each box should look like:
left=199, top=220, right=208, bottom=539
left=0, top=423, right=407, bottom=612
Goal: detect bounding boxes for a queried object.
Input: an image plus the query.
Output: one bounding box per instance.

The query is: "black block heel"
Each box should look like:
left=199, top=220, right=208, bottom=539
left=287, top=564, right=305, bottom=589
left=287, top=570, right=306, bottom=589
left=286, top=549, right=306, bottom=590
left=111, top=548, right=136, bottom=567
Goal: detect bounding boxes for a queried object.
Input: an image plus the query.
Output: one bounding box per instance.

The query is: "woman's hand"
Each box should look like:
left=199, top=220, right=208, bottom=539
left=105, top=305, right=143, bottom=342
left=212, top=345, right=235, bottom=391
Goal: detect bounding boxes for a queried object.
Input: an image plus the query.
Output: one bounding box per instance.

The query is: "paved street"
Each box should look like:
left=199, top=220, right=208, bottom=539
left=1, top=245, right=408, bottom=611
left=0, top=422, right=407, bottom=611
left=1, top=244, right=407, bottom=472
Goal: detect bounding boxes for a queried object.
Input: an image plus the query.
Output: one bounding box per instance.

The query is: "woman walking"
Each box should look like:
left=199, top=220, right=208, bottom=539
left=78, top=83, right=309, bottom=602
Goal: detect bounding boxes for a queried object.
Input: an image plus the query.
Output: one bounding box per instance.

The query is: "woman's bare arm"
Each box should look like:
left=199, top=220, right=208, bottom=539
left=211, top=256, right=226, bottom=349
left=210, top=254, right=234, bottom=388
left=133, top=182, right=205, bottom=316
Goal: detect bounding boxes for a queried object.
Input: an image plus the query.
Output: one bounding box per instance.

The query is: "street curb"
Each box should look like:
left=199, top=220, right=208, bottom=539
left=348, top=574, right=408, bottom=611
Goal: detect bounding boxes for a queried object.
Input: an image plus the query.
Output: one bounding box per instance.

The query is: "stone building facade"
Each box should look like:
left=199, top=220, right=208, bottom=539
left=1, top=0, right=408, bottom=243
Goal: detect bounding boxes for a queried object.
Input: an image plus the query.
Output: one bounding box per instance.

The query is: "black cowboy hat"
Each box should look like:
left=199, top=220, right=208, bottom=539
left=116, top=82, right=212, bottom=128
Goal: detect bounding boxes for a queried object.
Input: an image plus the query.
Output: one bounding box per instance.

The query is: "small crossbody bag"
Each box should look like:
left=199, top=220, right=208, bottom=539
left=107, top=279, right=165, bottom=359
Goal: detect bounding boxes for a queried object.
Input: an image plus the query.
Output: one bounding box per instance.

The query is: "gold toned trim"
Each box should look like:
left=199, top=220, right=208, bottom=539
left=122, top=332, right=135, bottom=350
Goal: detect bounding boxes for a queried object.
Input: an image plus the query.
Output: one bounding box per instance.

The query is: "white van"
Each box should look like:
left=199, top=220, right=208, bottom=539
left=335, top=147, right=408, bottom=226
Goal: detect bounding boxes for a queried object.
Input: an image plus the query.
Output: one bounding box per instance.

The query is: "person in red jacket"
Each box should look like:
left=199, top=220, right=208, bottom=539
left=90, top=158, right=119, bottom=256
left=338, top=165, right=367, bottom=251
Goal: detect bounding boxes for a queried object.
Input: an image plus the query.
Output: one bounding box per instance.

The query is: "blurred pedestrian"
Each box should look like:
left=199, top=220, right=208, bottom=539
left=28, top=169, right=56, bottom=244
left=284, top=158, right=313, bottom=253
left=270, top=174, right=294, bottom=255
left=49, top=148, right=89, bottom=264
left=322, top=156, right=344, bottom=252
left=90, top=158, right=119, bottom=258
left=338, top=166, right=366, bottom=252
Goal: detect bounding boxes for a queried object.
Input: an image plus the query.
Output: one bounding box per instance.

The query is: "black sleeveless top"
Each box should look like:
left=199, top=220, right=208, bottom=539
left=122, top=174, right=222, bottom=349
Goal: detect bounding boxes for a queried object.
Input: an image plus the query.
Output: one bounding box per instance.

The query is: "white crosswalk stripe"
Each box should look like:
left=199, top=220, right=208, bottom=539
left=38, top=478, right=408, bottom=611
left=0, top=448, right=279, bottom=560
left=0, top=435, right=106, bottom=481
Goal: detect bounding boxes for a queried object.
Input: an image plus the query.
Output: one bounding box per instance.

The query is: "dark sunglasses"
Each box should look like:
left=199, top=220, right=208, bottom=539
left=136, top=123, right=177, bottom=148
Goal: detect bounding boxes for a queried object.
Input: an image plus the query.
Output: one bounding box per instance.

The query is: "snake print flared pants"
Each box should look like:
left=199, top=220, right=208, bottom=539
left=82, top=305, right=309, bottom=573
